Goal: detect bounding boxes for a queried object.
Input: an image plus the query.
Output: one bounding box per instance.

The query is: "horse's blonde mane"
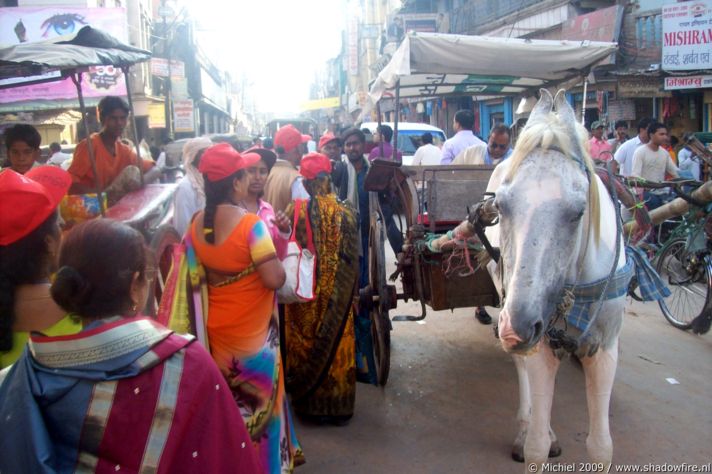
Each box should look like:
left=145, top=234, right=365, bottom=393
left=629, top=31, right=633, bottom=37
left=505, top=109, right=601, bottom=242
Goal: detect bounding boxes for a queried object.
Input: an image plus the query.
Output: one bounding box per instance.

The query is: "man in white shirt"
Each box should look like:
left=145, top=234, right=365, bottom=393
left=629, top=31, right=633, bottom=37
left=439, top=110, right=485, bottom=164
left=452, top=124, right=513, bottom=165
left=614, top=118, right=653, bottom=176
left=263, top=124, right=311, bottom=213
left=677, top=132, right=701, bottom=180
left=47, top=142, right=72, bottom=167
left=412, top=132, right=442, bottom=166
left=631, top=122, right=679, bottom=210
left=607, top=120, right=629, bottom=154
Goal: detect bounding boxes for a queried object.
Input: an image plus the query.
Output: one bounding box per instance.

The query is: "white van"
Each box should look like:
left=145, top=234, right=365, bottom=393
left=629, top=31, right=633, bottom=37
left=360, top=122, right=446, bottom=166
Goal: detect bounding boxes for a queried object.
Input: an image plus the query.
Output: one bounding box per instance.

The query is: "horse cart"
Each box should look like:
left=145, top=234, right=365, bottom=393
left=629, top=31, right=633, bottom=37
left=361, top=161, right=501, bottom=384
left=358, top=32, right=619, bottom=385
left=0, top=26, right=180, bottom=314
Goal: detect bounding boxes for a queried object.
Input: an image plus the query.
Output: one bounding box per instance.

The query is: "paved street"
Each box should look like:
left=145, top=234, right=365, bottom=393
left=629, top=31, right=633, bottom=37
left=295, top=277, right=712, bottom=473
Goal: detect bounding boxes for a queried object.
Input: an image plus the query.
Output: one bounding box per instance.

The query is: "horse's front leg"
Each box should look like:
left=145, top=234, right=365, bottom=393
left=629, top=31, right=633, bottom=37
left=523, top=343, right=560, bottom=473
left=511, top=354, right=530, bottom=462
left=580, top=337, right=619, bottom=466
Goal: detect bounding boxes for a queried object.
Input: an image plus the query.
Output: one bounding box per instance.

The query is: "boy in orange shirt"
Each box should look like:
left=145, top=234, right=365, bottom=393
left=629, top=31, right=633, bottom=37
left=68, top=96, right=161, bottom=199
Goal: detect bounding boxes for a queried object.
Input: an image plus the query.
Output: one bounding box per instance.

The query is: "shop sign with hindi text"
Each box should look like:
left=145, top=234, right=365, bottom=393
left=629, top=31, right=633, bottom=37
left=662, top=1, right=712, bottom=71
left=664, top=74, right=712, bottom=89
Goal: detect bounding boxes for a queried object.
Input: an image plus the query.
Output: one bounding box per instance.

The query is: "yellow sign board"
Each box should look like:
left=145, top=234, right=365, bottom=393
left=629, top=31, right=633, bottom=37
left=148, top=103, right=166, bottom=129
left=300, top=97, right=340, bottom=111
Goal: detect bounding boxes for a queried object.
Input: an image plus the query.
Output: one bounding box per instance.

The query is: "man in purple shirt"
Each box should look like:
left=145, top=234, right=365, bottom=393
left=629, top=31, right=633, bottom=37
left=440, top=110, right=485, bottom=164
left=368, top=124, right=403, bottom=162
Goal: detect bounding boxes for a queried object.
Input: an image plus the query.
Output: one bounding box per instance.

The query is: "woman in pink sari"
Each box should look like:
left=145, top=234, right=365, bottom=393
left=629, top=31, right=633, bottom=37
left=0, top=219, right=260, bottom=474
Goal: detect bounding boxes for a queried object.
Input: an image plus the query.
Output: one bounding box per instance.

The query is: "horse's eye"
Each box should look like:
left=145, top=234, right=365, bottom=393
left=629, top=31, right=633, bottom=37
left=570, top=210, right=584, bottom=222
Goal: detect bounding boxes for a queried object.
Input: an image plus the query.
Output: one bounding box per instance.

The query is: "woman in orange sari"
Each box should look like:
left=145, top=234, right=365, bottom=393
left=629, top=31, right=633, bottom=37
left=191, top=143, right=303, bottom=473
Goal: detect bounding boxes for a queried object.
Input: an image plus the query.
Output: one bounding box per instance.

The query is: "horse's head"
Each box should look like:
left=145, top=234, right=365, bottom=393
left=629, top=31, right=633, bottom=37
left=496, top=89, right=599, bottom=353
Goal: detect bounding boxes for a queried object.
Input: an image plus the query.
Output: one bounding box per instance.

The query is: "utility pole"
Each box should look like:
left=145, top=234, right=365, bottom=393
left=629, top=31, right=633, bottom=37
left=159, top=0, right=175, bottom=140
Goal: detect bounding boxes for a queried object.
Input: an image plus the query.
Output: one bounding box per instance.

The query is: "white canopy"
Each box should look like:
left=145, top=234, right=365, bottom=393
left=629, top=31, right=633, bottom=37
left=368, top=33, right=618, bottom=106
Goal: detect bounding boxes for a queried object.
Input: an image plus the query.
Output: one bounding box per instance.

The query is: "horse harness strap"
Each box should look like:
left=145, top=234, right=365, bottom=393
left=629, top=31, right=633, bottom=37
left=548, top=145, right=590, bottom=181
left=547, top=162, right=624, bottom=354
left=468, top=193, right=500, bottom=263
left=563, top=256, right=634, bottom=330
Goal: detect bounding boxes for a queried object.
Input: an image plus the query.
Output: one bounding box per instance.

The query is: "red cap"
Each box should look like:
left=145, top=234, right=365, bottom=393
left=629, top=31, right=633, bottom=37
left=300, top=152, right=332, bottom=179
left=198, top=143, right=261, bottom=182
left=0, top=166, right=71, bottom=246
left=318, top=132, right=341, bottom=150
left=274, top=125, right=311, bottom=153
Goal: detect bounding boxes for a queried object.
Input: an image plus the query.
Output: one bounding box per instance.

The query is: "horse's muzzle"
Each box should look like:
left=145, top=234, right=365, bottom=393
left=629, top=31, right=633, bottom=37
left=498, top=308, right=545, bottom=353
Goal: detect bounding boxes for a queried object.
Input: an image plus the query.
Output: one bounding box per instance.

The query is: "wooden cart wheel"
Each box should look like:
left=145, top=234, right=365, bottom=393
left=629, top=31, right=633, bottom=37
left=368, top=192, right=392, bottom=386
left=146, top=224, right=181, bottom=317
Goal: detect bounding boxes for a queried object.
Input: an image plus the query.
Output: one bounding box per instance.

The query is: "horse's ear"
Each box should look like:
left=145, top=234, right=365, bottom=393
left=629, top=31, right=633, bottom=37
left=554, top=89, right=577, bottom=124
left=528, top=89, right=553, bottom=123
left=555, top=89, right=589, bottom=162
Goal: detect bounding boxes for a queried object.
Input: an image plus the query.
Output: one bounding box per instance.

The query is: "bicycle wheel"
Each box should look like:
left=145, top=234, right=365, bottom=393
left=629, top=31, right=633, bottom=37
left=655, top=238, right=712, bottom=330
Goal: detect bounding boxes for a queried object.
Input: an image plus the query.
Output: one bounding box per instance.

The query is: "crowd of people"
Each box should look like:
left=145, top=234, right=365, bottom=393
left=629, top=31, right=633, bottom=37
left=0, top=94, right=708, bottom=472
left=409, top=109, right=705, bottom=216
left=0, top=96, right=411, bottom=473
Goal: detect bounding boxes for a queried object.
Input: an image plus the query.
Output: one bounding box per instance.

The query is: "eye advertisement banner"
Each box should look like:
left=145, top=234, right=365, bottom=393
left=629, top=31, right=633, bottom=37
left=0, top=7, right=129, bottom=108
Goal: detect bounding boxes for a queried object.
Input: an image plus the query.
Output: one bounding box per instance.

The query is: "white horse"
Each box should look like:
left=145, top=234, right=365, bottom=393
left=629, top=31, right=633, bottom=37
left=484, top=89, right=626, bottom=472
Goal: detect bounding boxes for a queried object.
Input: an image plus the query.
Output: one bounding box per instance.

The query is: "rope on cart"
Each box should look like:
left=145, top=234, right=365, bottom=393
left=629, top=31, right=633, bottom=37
left=415, top=231, right=484, bottom=277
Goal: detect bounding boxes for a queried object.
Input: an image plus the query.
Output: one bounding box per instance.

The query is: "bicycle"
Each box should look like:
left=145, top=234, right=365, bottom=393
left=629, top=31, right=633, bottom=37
left=624, top=178, right=712, bottom=334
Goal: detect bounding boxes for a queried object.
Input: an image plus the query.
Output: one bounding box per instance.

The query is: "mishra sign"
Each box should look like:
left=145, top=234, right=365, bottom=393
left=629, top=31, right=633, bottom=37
left=662, top=1, right=712, bottom=71
left=664, top=74, right=712, bottom=89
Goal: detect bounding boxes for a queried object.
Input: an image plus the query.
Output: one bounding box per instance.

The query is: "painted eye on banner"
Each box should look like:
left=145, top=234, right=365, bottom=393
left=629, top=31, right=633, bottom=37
left=93, top=66, right=117, bottom=76
left=41, top=13, right=88, bottom=38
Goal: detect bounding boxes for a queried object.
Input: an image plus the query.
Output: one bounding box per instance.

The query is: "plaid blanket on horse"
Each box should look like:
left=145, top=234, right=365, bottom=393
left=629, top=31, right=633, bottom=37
left=565, top=246, right=670, bottom=331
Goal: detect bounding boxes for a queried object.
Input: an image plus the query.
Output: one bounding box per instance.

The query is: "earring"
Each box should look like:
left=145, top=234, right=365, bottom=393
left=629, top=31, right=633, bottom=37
left=131, top=302, right=138, bottom=312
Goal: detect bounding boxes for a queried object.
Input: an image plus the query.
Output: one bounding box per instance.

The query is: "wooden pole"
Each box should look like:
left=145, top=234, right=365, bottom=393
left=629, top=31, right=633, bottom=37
left=377, top=100, right=384, bottom=158
left=393, top=78, right=400, bottom=163
left=581, top=79, right=588, bottom=126
left=122, top=66, right=145, bottom=188
left=71, top=72, right=105, bottom=216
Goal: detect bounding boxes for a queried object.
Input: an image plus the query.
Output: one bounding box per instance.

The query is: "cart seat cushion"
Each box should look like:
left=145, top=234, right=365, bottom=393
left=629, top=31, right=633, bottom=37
left=105, top=183, right=176, bottom=225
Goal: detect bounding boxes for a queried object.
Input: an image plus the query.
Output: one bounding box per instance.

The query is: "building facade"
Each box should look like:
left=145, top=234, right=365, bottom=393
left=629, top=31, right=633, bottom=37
left=316, top=0, right=711, bottom=137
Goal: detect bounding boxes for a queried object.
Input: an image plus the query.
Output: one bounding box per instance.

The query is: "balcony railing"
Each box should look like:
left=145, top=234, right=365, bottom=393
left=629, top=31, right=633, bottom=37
left=451, top=0, right=546, bottom=35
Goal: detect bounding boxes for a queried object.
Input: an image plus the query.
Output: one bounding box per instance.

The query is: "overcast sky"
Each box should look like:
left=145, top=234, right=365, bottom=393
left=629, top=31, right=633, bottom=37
left=186, top=0, right=347, bottom=116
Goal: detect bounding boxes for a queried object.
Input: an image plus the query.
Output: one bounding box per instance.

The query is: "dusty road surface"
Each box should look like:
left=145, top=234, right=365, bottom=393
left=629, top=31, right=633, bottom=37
left=294, top=293, right=712, bottom=473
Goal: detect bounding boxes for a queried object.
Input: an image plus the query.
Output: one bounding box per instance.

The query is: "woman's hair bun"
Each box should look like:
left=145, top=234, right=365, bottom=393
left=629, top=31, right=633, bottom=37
left=51, top=266, right=91, bottom=313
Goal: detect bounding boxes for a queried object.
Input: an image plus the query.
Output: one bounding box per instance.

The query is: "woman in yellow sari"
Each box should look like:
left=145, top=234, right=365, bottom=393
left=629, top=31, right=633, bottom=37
left=284, top=153, right=360, bottom=424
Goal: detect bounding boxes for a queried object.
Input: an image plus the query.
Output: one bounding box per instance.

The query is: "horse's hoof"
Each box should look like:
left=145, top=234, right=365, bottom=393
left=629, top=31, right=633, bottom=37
left=511, top=444, right=561, bottom=462
left=511, top=446, right=525, bottom=463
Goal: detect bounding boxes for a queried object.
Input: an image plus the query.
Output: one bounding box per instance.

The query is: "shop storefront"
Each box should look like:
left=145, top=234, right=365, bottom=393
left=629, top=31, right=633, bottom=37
left=664, top=75, right=712, bottom=133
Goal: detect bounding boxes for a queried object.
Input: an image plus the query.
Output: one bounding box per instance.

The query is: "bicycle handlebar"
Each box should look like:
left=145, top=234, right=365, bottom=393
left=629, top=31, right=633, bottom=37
left=620, top=177, right=707, bottom=207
